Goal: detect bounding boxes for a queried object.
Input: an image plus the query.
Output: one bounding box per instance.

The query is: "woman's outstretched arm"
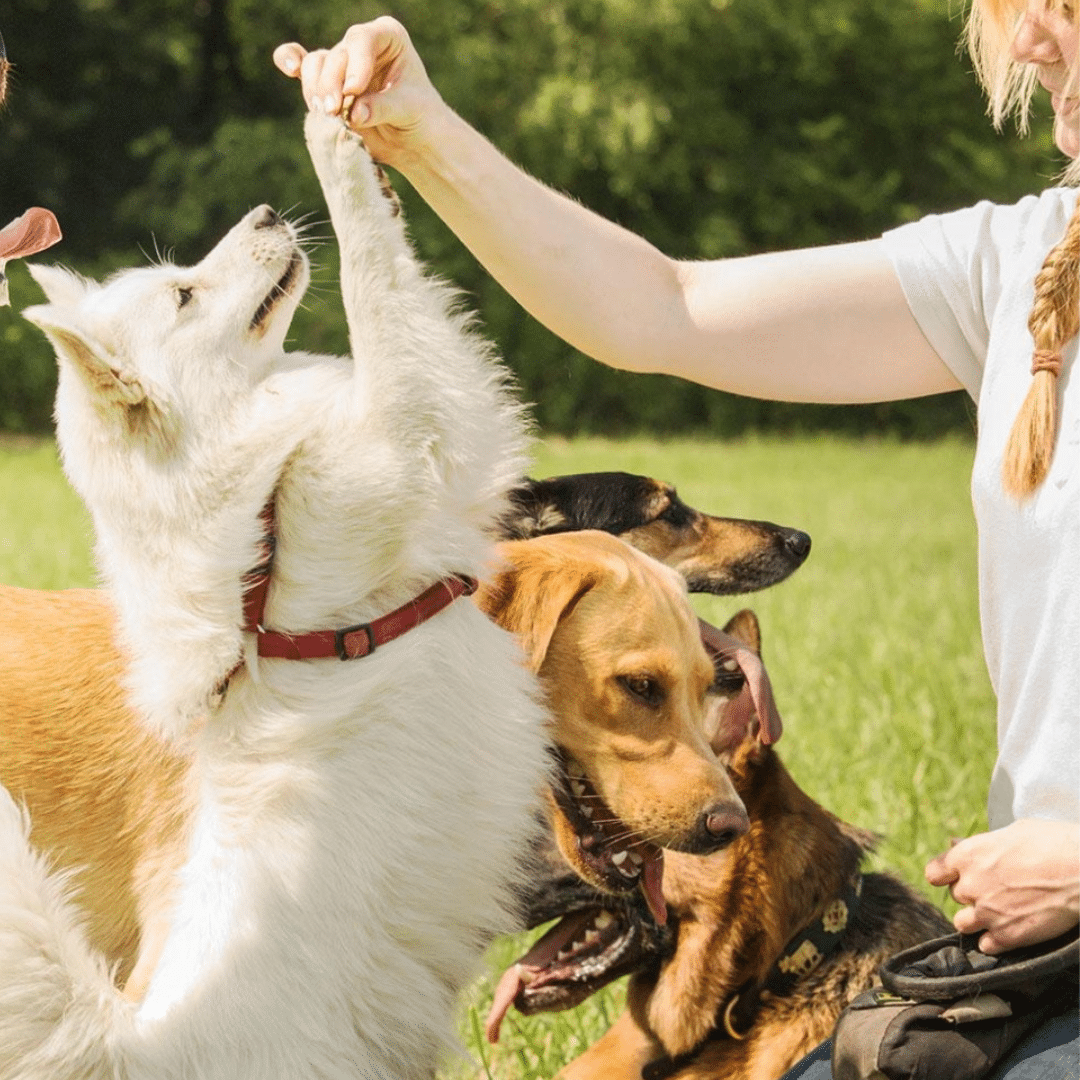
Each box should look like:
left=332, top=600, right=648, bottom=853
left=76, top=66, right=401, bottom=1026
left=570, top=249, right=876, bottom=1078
left=275, top=17, right=962, bottom=405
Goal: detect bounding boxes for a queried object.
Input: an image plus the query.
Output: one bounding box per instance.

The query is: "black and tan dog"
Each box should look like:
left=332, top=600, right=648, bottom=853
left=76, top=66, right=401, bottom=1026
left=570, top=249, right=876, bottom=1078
left=487, top=610, right=949, bottom=1080
left=505, top=472, right=810, bottom=596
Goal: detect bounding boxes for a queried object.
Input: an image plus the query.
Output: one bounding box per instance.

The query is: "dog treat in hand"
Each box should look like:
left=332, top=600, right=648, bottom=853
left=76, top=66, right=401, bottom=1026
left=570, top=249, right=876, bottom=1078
left=0, top=207, right=62, bottom=305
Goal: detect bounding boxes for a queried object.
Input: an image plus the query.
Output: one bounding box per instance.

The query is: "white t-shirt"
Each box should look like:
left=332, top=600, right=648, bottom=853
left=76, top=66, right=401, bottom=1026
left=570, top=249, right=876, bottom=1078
left=881, top=188, right=1079, bottom=830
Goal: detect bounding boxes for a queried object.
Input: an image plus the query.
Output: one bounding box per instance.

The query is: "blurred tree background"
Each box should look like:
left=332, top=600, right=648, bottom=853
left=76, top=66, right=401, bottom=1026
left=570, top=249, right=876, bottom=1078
left=0, top=0, right=1062, bottom=435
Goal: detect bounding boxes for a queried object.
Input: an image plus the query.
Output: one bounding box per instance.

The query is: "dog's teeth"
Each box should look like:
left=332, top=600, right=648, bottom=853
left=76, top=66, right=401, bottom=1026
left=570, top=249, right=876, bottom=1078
left=617, top=863, right=639, bottom=879
left=557, top=949, right=572, bottom=961
left=570, top=780, right=587, bottom=798
left=581, top=805, right=594, bottom=819
left=627, top=850, right=644, bottom=866
left=585, top=929, right=601, bottom=945
left=610, top=850, right=629, bottom=867
left=722, top=659, right=739, bottom=672
left=714, top=695, right=729, bottom=706
left=595, top=911, right=616, bottom=930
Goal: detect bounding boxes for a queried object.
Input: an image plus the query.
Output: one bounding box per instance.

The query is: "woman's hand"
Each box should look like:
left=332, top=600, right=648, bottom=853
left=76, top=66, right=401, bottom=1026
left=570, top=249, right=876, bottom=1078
left=925, top=818, right=1080, bottom=954
left=273, top=17, right=445, bottom=168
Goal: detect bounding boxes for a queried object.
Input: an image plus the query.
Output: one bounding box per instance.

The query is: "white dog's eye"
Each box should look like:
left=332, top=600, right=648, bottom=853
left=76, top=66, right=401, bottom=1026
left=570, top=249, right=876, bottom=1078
left=176, top=286, right=194, bottom=309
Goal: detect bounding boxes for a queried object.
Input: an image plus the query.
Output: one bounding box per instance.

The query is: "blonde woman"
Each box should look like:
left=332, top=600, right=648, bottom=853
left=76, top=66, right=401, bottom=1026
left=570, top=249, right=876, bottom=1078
left=275, top=2, right=1078, bottom=1073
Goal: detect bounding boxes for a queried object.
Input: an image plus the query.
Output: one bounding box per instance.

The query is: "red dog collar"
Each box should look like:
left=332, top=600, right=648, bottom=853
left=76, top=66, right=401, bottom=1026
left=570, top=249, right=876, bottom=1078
left=241, top=497, right=476, bottom=661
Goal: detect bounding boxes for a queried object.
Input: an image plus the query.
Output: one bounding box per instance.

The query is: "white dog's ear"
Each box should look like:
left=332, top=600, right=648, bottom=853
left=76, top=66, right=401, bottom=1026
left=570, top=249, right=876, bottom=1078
left=27, top=263, right=94, bottom=308
left=23, top=301, right=147, bottom=409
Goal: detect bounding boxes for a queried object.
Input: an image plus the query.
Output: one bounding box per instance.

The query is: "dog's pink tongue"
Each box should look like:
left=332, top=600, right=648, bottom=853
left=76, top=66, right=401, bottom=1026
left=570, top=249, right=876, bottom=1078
left=0, top=207, right=62, bottom=262
left=698, top=618, right=783, bottom=747
left=486, top=964, right=527, bottom=1044
left=484, top=909, right=601, bottom=1043
left=0, top=208, right=62, bottom=307
left=640, top=850, right=667, bottom=926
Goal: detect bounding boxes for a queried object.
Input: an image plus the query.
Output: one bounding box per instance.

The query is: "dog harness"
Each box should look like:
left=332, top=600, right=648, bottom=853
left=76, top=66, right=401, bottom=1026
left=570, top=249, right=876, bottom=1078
left=642, top=875, right=865, bottom=1080
left=240, top=497, right=477, bottom=662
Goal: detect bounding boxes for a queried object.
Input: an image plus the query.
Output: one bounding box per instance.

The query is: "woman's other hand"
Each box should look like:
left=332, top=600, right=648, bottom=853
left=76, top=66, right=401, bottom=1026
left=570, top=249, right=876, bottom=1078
left=926, top=818, right=1080, bottom=954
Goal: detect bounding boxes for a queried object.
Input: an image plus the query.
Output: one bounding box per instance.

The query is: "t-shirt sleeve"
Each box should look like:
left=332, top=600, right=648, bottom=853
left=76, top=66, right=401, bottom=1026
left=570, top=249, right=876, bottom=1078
left=880, top=199, right=1027, bottom=399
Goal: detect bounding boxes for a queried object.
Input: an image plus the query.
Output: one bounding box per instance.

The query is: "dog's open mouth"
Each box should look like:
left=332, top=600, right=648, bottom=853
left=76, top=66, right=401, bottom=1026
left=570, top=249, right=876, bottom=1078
left=485, top=901, right=662, bottom=1043
left=250, top=252, right=304, bottom=333
left=551, top=751, right=667, bottom=926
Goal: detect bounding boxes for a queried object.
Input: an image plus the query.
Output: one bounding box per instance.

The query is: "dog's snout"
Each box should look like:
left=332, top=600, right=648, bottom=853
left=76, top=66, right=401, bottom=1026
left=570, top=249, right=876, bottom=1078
left=783, top=529, right=812, bottom=561
left=687, top=803, right=750, bottom=854
left=254, top=206, right=284, bottom=230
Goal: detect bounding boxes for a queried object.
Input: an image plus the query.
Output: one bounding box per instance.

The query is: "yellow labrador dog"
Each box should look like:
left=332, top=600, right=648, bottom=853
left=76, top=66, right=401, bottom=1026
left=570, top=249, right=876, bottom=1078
left=478, top=531, right=752, bottom=1040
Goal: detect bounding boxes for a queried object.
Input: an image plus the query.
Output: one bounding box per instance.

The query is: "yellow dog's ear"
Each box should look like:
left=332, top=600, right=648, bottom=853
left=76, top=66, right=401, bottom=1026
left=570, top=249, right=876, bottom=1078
left=476, top=538, right=597, bottom=673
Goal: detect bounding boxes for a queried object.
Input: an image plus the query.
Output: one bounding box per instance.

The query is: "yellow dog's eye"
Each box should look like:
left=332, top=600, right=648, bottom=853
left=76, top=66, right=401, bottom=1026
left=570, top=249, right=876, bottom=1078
left=619, top=674, right=665, bottom=707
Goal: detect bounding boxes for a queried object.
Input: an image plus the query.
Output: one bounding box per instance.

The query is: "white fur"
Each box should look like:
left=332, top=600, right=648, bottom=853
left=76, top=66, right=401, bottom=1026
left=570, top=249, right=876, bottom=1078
left=5, top=111, right=550, bottom=1079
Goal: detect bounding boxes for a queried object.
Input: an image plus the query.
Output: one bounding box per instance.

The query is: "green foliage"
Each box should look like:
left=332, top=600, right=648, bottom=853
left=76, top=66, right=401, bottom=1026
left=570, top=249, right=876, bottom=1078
left=0, top=0, right=1062, bottom=433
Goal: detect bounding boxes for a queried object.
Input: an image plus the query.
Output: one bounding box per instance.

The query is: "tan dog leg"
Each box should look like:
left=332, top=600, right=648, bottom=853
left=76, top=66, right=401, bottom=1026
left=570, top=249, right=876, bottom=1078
left=559, top=1007, right=663, bottom=1080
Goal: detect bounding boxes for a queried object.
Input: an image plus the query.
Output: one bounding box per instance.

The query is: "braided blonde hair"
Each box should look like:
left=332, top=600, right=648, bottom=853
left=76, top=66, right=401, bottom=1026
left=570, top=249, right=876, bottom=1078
left=1001, top=200, right=1080, bottom=497
left=966, top=0, right=1079, bottom=496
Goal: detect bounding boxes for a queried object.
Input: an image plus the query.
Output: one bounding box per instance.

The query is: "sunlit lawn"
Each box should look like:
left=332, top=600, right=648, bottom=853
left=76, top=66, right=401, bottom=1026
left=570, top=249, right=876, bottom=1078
left=0, top=433, right=993, bottom=1080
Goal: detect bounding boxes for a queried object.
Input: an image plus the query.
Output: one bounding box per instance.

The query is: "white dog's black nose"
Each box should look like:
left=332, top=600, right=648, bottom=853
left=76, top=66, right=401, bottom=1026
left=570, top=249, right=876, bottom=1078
left=254, top=206, right=284, bottom=229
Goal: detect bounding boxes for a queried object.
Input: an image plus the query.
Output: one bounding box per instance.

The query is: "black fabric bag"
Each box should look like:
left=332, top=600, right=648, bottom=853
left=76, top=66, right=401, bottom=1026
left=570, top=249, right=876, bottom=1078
left=831, top=928, right=1079, bottom=1080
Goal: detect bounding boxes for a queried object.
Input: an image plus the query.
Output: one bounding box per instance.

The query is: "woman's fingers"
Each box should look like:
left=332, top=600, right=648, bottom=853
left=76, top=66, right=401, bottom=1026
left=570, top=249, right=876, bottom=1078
left=272, top=42, right=306, bottom=79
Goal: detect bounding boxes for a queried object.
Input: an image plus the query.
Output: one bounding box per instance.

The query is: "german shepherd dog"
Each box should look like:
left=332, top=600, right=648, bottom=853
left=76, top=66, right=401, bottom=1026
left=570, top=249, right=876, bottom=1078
left=487, top=610, right=949, bottom=1080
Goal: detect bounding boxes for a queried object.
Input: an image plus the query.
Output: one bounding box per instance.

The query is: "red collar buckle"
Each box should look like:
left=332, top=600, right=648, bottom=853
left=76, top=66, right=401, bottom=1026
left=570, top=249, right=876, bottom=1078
left=335, top=621, right=376, bottom=661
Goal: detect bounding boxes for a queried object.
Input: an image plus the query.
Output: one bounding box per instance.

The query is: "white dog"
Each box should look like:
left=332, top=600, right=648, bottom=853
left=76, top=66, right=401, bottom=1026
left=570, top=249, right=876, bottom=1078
left=1, top=110, right=550, bottom=1080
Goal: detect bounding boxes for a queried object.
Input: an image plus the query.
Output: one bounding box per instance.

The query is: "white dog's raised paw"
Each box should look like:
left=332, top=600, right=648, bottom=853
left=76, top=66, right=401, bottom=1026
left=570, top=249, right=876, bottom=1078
left=304, top=108, right=367, bottom=177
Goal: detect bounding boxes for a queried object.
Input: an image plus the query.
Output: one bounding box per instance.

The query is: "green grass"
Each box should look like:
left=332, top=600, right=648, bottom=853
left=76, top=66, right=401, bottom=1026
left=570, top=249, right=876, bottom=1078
left=0, top=438, right=95, bottom=589
left=0, top=434, right=994, bottom=1080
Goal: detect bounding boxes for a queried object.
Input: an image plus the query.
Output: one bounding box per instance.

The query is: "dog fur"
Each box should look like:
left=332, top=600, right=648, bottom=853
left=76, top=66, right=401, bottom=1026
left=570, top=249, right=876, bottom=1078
left=0, top=30, right=9, bottom=105
left=0, top=585, right=192, bottom=1002
left=0, top=468, right=805, bottom=1002
left=490, top=610, right=950, bottom=1080
left=503, top=472, right=811, bottom=596
left=0, top=525, right=758, bottom=1011
left=0, top=110, right=552, bottom=1080
left=478, top=534, right=750, bottom=934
